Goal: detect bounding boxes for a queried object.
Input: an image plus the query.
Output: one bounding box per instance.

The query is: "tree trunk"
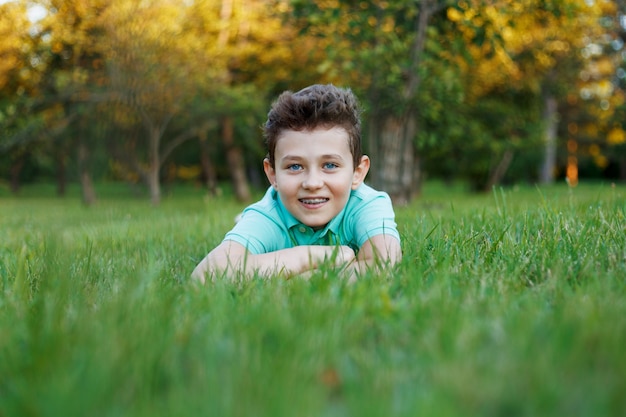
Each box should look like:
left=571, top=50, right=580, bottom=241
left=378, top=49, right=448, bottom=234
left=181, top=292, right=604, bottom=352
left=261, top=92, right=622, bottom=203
left=484, top=150, right=514, bottom=191
left=78, top=141, right=97, bottom=206
left=9, top=154, right=24, bottom=194
left=217, top=1, right=249, bottom=201
left=539, top=94, right=558, bottom=184
left=619, top=153, right=626, bottom=181
left=198, top=128, right=218, bottom=196
left=148, top=124, right=162, bottom=205
left=365, top=0, right=437, bottom=205
left=368, top=114, right=419, bottom=205
left=56, top=151, right=67, bottom=197
left=222, top=116, right=250, bottom=202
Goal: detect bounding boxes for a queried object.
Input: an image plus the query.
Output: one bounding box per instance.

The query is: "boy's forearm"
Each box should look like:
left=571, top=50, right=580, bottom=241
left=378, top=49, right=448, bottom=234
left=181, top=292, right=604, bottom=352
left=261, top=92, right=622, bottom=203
left=192, top=249, right=298, bottom=282
left=234, top=246, right=323, bottom=278
left=193, top=244, right=353, bottom=283
left=192, top=235, right=403, bottom=283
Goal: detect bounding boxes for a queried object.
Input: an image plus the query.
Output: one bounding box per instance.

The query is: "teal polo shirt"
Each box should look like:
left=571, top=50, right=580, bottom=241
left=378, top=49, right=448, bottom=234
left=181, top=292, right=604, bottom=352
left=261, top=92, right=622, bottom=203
left=223, top=183, right=400, bottom=254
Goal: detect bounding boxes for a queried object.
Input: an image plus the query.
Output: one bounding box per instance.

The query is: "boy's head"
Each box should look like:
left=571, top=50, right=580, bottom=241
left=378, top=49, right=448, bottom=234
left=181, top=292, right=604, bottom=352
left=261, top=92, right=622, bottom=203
left=263, top=84, right=362, bottom=169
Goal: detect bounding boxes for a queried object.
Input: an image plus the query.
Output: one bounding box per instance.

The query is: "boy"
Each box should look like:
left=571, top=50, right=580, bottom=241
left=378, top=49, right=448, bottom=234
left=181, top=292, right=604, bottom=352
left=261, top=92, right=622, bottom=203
left=192, top=84, right=401, bottom=283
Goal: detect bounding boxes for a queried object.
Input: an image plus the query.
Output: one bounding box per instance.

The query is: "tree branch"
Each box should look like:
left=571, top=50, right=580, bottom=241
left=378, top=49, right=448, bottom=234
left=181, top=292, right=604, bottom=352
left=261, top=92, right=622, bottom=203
left=159, top=121, right=214, bottom=166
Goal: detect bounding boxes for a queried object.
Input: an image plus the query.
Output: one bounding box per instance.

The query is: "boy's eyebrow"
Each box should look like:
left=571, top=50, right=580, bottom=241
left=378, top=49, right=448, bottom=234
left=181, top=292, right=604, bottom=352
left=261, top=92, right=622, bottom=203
left=280, top=154, right=346, bottom=161
left=321, top=154, right=345, bottom=160
left=280, top=155, right=304, bottom=162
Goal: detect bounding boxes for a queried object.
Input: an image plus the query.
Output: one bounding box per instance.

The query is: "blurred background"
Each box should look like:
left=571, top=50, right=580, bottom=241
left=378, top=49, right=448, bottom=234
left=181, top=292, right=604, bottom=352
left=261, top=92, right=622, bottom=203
left=0, top=0, right=625, bottom=206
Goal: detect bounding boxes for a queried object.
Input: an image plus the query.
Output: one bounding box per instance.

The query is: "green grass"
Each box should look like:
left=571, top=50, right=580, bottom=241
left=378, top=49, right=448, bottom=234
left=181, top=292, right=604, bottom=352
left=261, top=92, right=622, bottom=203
left=1, top=181, right=625, bottom=417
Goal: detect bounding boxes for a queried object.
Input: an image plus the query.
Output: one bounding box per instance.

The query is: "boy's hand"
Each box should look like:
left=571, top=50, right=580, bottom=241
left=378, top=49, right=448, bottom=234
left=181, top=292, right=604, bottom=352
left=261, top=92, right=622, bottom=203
left=304, top=245, right=355, bottom=269
left=291, top=245, right=355, bottom=280
left=332, top=245, right=356, bottom=267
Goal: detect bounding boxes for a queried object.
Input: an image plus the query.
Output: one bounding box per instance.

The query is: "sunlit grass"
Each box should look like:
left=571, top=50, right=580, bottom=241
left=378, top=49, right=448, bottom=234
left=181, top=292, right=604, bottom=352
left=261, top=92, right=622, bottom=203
left=1, top=181, right=625, bottom=416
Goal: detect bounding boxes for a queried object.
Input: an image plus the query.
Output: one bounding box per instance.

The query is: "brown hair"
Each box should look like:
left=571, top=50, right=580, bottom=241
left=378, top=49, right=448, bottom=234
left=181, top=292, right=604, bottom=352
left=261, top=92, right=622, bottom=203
left=263, top=84, right=362, bottom=169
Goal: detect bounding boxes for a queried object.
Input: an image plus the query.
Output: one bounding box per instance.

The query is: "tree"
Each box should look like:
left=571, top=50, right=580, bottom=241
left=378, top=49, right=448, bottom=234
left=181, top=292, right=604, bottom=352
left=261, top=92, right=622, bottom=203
left=290, top=0, right=452, bottom=204
left=576, top=0, right=626, bottom=181
left=419, top=0, right=606, bottom=189
left=0, top=1, right=49, bottom=193
left=92, top=0, right=220, bottom=205
left=186, top=0, right=312, bottom=202
left=0, top=0, right=112, bottom=202
left=496, top=0, right=603, bottom=185
left=100, top=0, right=303, bottom=204
left=38, top=0, right=110, bottom=202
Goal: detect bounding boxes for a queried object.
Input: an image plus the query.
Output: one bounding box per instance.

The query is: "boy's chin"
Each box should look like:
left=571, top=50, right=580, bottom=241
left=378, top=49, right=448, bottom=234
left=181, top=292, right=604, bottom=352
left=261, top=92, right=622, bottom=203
left=299, top=219, right=330, bottom=230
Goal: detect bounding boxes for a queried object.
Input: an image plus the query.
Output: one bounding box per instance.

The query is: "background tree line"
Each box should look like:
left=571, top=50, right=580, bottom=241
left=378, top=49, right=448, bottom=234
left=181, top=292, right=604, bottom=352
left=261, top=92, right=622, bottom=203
left=1, top=0, right=625, bottom=205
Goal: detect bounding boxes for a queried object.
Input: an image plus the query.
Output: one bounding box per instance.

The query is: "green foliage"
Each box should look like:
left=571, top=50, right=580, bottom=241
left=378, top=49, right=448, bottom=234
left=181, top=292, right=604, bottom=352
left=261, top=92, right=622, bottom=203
left=290, top=0, right=435, bottom=113
left=1, top=182, right=625, bottom=416
left=419, top=82, right=545, bottom=189
left=2, top=0, right=626, bottom=198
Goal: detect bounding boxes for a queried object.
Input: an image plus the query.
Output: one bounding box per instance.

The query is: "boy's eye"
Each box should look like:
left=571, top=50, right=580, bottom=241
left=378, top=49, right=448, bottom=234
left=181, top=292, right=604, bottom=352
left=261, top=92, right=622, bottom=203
left=323, top=162, right=338, bottom=169
left=287, top=164, right=303, bottom=171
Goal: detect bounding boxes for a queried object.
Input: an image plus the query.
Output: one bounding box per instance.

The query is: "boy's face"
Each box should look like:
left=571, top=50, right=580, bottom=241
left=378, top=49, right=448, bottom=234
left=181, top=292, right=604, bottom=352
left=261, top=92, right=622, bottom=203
left=264, top=126, right=370, bottom=229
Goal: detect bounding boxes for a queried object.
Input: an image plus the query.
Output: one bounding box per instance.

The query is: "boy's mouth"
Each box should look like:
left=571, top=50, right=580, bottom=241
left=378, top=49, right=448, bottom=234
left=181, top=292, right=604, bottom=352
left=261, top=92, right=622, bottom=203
left=299, top=197, right=329, bottom=205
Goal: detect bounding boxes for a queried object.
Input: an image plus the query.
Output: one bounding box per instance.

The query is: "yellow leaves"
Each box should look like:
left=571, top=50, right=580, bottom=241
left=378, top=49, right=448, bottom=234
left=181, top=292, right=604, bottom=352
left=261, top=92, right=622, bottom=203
left=451, top=0, right=613, bottom=104
left=589, top=143, right=601, bottom=156
left=545, top=40, right=570, bottom=53
left=447, top=8, right=463, bottom=22
left=495, top=45, right=522, bottom=79
left=594, top=57, right=616, bottom=78
left=594, top=79, right=614, bottom=99
left=381, top=16, right=395, bottom=33
left=593, top=154, right=609, bottom=169
left=0, top=1, right=31, bottom=90
left=588, top=143, right=615, bottom=176
left=584, top=123, right=599, bottom=138
left=71, top=0, right=299, bottom=117
left=483, top=5, right=504, bottom=23
left=607, top=127, right=626, bottom=145
left=521, top=33, right=534, bottom=46
left=175, top=164, right=202, bottom=180
left=109, top=160, right=141, bottom=183
left=462, top=8, right=477, bottom=21
left=318, top=0, right=340, bottom=8
left=51, top=42, right=63, bottom=54
left=535, top=51, right=555, bottom=70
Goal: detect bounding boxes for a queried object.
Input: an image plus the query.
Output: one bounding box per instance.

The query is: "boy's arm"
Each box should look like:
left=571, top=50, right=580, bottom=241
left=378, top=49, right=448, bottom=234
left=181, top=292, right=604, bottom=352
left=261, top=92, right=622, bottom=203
left=346, top=234, right=402, bottom=278
left=192, top=240, right=355, bottom=283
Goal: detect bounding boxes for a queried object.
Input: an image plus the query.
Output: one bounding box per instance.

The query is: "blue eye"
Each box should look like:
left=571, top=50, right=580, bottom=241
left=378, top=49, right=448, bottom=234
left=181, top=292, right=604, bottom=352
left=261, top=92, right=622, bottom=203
left=287, top=164, right=302, bottom=171
left=323, top=162, right=338, bottom=169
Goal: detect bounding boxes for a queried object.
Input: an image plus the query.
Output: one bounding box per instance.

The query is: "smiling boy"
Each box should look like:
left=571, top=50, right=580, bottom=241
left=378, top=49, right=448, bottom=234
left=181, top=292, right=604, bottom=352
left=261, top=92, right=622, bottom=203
left=192, top=84, right=401, bottom=283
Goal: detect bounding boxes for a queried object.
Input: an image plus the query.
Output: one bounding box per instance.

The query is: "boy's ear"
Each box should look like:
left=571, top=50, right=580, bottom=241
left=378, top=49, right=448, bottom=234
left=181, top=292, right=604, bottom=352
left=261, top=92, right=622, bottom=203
left=263, top=158, right=277, bottom=188
left=351, top=155, right=370, bottom=190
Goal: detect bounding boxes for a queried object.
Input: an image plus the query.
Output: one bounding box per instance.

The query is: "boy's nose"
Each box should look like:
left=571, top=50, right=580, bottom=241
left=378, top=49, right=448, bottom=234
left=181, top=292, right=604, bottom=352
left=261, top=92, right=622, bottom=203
left=302, top=170, right=323, bottom=189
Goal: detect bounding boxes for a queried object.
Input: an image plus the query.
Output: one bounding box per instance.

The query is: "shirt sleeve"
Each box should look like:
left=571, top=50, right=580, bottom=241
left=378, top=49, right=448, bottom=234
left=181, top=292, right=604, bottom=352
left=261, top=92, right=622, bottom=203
left=223, top=208, right=286, bottom=255
left=350, top=193, right=401, bottom=249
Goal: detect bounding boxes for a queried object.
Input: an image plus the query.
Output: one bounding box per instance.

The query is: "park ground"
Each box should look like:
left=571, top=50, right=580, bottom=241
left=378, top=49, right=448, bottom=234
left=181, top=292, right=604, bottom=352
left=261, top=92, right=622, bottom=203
left=0, top=181, right=625, bottom=417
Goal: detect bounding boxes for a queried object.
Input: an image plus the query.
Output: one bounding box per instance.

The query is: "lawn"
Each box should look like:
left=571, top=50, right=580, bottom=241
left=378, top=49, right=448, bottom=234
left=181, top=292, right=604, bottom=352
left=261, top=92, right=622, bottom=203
left=1, top=181, right=625, bottom=417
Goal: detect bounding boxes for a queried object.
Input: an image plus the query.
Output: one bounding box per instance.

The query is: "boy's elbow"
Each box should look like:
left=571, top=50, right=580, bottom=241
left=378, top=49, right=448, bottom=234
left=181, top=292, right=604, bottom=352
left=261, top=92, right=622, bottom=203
left=379, top=246, right=402, bottom=268
left=192, top=241, right=249, bottom=284
left=191, top=257, right=211, bottom=284
left=389, top=239, right=402, bottom=265
left=358, top=235, right=402, bottom=268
